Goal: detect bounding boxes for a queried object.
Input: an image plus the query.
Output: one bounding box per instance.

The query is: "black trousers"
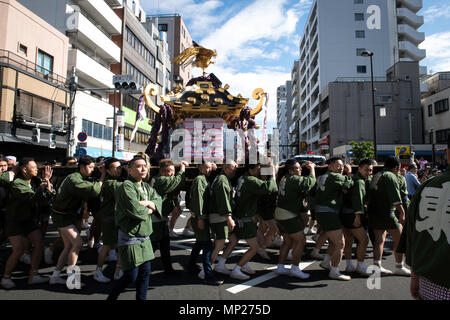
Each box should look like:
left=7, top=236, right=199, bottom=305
left=151, top=235, right=173, bottom=271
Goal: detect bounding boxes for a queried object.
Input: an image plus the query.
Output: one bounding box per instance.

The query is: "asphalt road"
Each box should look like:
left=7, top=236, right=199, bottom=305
left=0, top=209, right=412, bottom=301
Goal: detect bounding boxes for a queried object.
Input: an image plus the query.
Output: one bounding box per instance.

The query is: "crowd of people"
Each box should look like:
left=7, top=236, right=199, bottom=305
left=0, top=135, right=448, bottom=300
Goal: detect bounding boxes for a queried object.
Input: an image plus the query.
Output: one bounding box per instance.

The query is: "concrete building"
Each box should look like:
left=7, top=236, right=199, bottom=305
left=319, top=61, right=424, bottom=160
left=0, top=0, right=70, bottom=160
left=18, top=0, right=126, bottom=158
left=421, top=72, right=450, bottom=149
left=290, top=60, right=300, bottom=156
left=284, top=80, right=294, bottom=158
left=298, top=0, right=426, bottom=154
left=277, top=85, right=289, bottom=160
left=111, top=4, right=171, bottom=155
left=146, top=14, right=193, bottom=86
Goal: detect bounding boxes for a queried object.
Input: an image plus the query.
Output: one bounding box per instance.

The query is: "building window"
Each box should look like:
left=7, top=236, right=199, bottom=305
left=354, top=0, right=363, bottom=4
left=428, top=104, right=433, bottom=117
left=434, top=98, right=449, bottom=114
left=19, top=44, right=27, bottom=56
left=125, top=59, right=152, bottom=86
left=355, top=13, right=364, bottom=21
left=37, top=50, right=53, bottom=75
left=356, top=48, right=366, bottom=56
left=355, top=30, right=365, bottom=38
left=357, top=65, right=367, bottom=73
left=436, top=129, right=450, bottom=143
left=158, top=24, right=168, bottom=32
left=126, top=27, right=155, bottom=68
left=82, top=119, right=111, bottom=141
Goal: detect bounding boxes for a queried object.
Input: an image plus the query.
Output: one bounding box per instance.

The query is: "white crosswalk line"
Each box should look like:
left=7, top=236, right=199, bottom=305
left=227, top=261, right=315, bottom=294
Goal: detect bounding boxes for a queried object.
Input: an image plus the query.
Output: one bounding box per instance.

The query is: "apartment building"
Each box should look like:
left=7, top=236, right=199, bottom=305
left=290, top=60, right=300, bottom=155
left=422, top=72, right=450, bottom=146
left=0, top=0, right=70, bottom=160
left=298, top=0, right=426, bottom=154
left=277, top=85, right=289, bottom=160
left=18, top=0, right=126, bottom=158
left=146, top=14, right=193, bottom=86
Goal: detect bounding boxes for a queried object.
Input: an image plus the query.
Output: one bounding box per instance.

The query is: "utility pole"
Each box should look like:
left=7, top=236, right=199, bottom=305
left=67, top=67, right=78, bottom=157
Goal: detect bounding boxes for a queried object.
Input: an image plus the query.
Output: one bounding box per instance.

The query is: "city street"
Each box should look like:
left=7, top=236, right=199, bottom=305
left=0, top=210, right=412, bottom=300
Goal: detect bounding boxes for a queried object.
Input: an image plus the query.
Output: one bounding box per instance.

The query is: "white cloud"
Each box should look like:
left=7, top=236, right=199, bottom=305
left=141, top=0, right=227, bottom=38
left=201, top=64, right=290, bottom=134
left=423, top=4, right=450, bottom=23
left=200, top=0, right=302, bottom=66
left=420, top=31, right=450, bottom=73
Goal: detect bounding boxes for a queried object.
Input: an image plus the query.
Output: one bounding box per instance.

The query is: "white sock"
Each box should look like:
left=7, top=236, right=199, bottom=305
left=291, top=264, right=299, bottom=271
left=218, top=257, right=227, bottom=266
left=96, top=267, right=102, bottom=272
left=331, top=266, right=339, bottom=274
left=346, top=259, right=354, bottom=267
left=374, top=260, right=382, bottom=266
left=395, top=261, right=404, bottom=268
left=358, top=261, right=366, bottom=269
left=234, top=265, right=241, bottom=271
left=52, top=270, right=61, bottom=277
left=277, top=264, right=285, bottom=269
left=323, top=254, right=331, bottom=264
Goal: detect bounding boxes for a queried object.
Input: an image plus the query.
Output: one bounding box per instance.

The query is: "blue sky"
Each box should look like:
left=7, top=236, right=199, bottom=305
left=141, top=0, right=450, bottom=133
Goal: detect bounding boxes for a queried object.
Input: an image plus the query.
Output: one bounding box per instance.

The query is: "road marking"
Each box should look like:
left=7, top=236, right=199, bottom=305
left=170, top=242, right=192, bottom=251
left=226, top=262, right=315, bottom=295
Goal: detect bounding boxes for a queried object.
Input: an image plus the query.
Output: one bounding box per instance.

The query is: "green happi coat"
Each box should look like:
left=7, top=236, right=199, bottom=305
left=235, top=174, right=278, bottom=219
left=51, top=172, right=102, bottom=228
left=0, top=172, right=12, bottom=187
left=6, top=177, right=53, bottom=222
left=315, top=171, right=354, bottom=212
left=115, top=177, right=162, bottom=271
left=368, top=170, right=402, bottom=215
left=151, top=170, right=185, bottom=241
left=188, top=174, right=208, bottom=219
left=208, top=172, right=234, bottom=221
left=188, top=174, right=210, bottom=241
left=405, top=166, right=450, bottom=289
left=342, top=173, right=367, bottom=214
left=98, top=175, right=122, bottom=218
left=98, top=175, right=123, bottom=245
left=152, top=170, right=185, bottom=220
left=277, top=173, right=316, bottom=216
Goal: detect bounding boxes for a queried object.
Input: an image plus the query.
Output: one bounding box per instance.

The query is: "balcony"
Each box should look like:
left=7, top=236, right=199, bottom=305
left=104, top=0, right=122, bottom=7
left=397, top=0, right=422, bottom=14
left=397, top=8, right=424, bottom=29
left=68, top=12, right=121, bottom=63
left=398, top=24, right=425, bottom=45
left=321, top=109, right=330, bottom=121
left=399, top=40, right=426, bottom=61
left=292, top=107, right=300, bottom=121
left=69, top=49, right=114, bottom=88
left=72, top=0, right=122, bottom=35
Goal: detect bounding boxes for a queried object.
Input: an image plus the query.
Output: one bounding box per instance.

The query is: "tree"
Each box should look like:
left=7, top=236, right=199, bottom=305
left=349, top=141, right=374, bottom=164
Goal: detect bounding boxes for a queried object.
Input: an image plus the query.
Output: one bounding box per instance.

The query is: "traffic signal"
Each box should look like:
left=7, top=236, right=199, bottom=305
left=48, top=133, right=56, bottom=149
left=113, top=75, right=140, bottom=94
left=32, top=127, right=40, bottom=143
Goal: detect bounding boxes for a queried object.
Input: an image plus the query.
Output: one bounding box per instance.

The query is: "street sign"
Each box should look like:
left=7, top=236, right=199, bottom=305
left=115, top=134, right=124, bottom=151
left=395, top=146, right=410, bottom=159
left=77, top=131, right=87, bottom=142
left=77, top=142, right=87, bottom=148
left=75, top=147, right=87, bottom=157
